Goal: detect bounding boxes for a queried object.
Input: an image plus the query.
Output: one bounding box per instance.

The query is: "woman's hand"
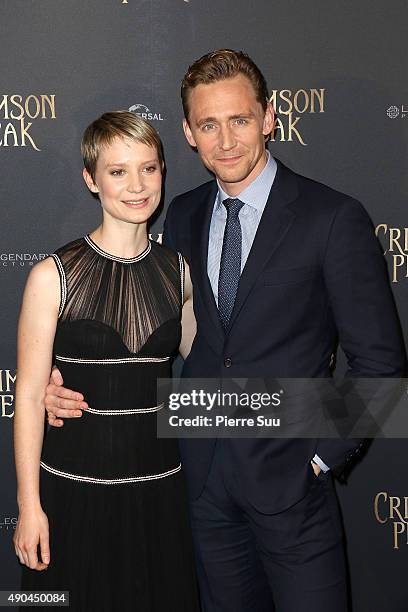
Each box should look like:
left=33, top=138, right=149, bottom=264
left=14, top=507, right=50, bottom=571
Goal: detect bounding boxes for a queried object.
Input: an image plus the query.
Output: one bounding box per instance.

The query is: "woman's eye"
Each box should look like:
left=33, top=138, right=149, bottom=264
left=110, top=169, right=125, bottom=176
left=143, top=165, right=158, bottom=173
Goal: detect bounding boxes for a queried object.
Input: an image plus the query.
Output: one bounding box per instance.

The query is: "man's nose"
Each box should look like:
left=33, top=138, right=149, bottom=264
left=219, top=125, right=236, bottom=150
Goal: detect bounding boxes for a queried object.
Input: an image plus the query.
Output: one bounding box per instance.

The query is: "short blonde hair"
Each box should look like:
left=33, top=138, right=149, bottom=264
left=81, top=111, right=164, bottom=181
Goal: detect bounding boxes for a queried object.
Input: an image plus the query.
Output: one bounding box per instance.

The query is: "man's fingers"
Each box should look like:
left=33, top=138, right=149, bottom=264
left=46, top=384, right=84, bottom=403
left=55, top=395, right=87, bottom=412
left=48, top=402, right=84, bottom=418
left=45, top=393, right=87, bottom=414
left=50, top=367, right=64, bottom=386
left=48, top=416, right=64, bottom=427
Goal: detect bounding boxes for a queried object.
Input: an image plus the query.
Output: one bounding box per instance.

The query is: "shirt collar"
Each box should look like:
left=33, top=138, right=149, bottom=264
left=216, top=150, right=277, bottom=213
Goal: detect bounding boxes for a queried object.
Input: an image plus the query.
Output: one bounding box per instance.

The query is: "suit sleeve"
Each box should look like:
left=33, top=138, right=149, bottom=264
left=316, top=198, right=406, bottom=471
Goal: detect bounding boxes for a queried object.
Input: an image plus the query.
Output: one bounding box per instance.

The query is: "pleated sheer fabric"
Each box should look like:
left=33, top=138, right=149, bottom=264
left=55, top=235, right=183, bottom=355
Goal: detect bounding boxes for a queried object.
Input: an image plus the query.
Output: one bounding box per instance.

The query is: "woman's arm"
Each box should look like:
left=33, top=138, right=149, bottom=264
left=13, top=257, right=60, bottom=570
left=179, top=262, right=196, bottom=360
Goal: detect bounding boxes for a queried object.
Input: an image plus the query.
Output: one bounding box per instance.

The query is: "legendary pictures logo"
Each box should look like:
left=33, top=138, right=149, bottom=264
left=0, top=369, right=15, bottom=418
left=374, top=492, right=408, bottom=549
left=0, top=517, right=17, bottom=532
left=270, top=88, right=325, bottom=146
left=0, top=94, right=56, bottom=151
left=0, top=252, right=48, bottom=269
left=376, top=224, right=408, bottom=283
left=386, top=105, right=407, bottom=119
left=129, top=103, right=165, bottom=122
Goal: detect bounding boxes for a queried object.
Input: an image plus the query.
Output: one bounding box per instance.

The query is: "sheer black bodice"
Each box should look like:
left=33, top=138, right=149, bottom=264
left=41, top=236, right=184, bottom=482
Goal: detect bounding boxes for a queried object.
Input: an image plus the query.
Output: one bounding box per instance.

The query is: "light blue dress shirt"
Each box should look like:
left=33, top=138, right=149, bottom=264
left=208, top=151, right=277, bottom=305
left=206, top=150, right=329, bottom=473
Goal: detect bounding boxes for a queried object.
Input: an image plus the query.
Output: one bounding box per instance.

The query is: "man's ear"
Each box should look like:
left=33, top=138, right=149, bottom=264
left=183, top=118, right=197, bottom=148
left=262, top=102, right=275, bottom=137
left=83, top=168, right=99, bottom=194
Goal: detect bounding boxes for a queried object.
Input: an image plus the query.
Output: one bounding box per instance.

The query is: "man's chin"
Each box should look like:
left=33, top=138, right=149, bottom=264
left=213, top=167, right=250, bottom=185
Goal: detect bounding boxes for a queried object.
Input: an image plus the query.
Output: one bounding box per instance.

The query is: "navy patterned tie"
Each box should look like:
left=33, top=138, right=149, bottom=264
left=218, top=198, right=245, bottom=329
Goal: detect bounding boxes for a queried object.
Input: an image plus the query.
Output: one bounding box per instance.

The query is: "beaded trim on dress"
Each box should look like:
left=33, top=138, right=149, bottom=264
left=82, top=403, right=164, bottom=415
left=40, top=461, right=182, bottom=484
left=55, top=355, right=170, bottom=364
left=84, top=234, right=152, bottom=263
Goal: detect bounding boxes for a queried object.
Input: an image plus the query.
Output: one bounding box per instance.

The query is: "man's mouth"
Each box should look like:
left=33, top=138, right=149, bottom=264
left=216, top=155, right=243, bottom=165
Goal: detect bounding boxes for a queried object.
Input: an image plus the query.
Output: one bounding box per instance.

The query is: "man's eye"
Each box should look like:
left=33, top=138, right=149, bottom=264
left=202, top=124, right=215, bottom=132
left=110, top=169, right=125, bottom=176
left=234, top=118, right=248, bottom=126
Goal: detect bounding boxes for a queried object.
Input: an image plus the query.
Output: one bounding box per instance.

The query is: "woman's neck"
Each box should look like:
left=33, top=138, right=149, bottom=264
left=89, top=221, right=149, bottom=259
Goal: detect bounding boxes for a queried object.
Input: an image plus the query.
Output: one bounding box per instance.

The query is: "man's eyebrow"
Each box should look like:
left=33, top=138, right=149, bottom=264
left=228, top=113, right=256, bottom=121
left=196, top=116, right=217, bottom=127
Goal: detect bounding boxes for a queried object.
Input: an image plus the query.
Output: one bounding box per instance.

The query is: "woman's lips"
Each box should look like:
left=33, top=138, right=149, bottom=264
left=122, top=198, right=149, bottom=208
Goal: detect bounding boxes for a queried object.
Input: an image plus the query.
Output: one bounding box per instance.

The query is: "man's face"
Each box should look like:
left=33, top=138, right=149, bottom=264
left=183, top=74, right=274, bottom=196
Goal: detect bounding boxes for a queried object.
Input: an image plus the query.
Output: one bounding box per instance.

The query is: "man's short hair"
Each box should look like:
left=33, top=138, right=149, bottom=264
left=181, top=49, right=269, bottom=121
left=81, top=110, right=163, bottom=181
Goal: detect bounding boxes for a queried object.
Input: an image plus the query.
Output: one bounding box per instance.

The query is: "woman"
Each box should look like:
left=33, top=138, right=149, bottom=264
left=13, top=111, right=199, bottom=611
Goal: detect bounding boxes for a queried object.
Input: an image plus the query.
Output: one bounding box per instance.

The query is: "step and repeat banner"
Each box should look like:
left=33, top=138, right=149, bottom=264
left=1, top=1, right=407, bottom=610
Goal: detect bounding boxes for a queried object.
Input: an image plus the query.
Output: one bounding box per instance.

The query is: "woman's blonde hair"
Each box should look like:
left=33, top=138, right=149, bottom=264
left=81, top=111, right=163, bottom=181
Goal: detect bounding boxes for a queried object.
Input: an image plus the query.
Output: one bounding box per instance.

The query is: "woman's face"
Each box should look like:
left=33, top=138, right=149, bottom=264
left=83, top=137, right=162, bottom=226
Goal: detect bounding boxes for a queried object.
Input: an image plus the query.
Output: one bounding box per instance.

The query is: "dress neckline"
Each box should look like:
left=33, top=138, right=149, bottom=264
left=84, top=234, right=151, bottom=264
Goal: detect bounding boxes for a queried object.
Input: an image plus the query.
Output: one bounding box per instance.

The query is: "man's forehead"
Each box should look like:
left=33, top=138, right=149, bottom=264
left=189, top=80, right=262, bottom=119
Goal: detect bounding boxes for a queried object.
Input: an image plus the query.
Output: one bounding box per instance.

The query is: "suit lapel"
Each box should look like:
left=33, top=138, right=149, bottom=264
left=190, top=182, right=225, bottom=351
left=227, top=160, right=299, bottom=332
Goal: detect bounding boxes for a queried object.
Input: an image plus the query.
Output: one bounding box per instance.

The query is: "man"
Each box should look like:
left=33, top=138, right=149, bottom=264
left=45, top=50, right=406, bottom=611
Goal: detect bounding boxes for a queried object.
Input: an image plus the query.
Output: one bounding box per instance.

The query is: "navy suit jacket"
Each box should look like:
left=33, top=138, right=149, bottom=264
left=163, top=159, right=406, bottom=513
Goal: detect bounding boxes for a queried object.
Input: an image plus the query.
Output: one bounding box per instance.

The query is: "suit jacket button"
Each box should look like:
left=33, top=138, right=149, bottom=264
left=224, top=357, right=232, bottom=368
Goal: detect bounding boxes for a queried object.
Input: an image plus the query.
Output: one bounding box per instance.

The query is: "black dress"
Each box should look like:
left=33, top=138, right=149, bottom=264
left=21, top=236, right=200, bottom=611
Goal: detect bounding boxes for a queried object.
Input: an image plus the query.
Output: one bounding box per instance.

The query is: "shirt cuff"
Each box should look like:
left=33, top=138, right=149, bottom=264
left=312, top=454, right=330, bottom=473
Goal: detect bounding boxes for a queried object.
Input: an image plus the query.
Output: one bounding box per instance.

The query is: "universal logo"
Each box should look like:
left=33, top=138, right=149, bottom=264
left=0, top=369, right=15, bottom=418
left=270, top=88, right=325, bottom=146
left=375, top=225, right=408, bottom=283
left=0, top=94, right=56, bottom=151
left=129, top=104, right=165, bottom=122
left=374, top=492, right=408, bottom=549
left=386, top=105, right=407, bottom=119
left=0, top=252, right=48, bottom=270
left=0, top=517, right=17, bottom=532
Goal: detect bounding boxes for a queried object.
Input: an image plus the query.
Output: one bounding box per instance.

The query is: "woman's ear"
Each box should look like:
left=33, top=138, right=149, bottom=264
left=82, top=168, right=99, bottom=194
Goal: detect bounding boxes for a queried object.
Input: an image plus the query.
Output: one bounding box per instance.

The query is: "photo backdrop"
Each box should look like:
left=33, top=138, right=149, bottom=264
left=1, top=2, right=407, bottom=610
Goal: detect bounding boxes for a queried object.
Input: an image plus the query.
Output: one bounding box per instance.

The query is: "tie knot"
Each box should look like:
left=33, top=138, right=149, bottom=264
left=223, top=198, right=245, bottom=219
